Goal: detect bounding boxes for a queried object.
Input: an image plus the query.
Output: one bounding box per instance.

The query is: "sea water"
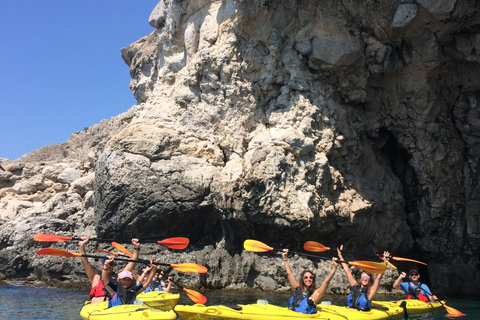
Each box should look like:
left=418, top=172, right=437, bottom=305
left=0, top=285, right=478, bottom=320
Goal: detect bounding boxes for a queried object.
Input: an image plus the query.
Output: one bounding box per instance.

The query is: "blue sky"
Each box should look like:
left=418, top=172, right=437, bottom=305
left=0, top=1, right=159, bottom=160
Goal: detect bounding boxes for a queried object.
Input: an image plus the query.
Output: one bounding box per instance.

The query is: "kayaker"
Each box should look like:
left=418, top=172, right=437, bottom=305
left=138, top=266, right=172, bottom=292
left=281, top=249, right=338, bottom=314
left=337, top=245, right=390, bottom=311
left=79, top=237, right=140, bottom=303
left=393, top=269, right=438, bottom=302
left=102, top=256, right=158, bottom=307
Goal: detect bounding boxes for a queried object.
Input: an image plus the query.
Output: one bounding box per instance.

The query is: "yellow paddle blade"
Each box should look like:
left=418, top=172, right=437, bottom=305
left=36, top=248, right=82, bottom=257
left=303, top=241, right=331, bottom=252
left=170, top=263, right=208, bottom=274
left=183, top=288, right=207, bottom=304
left=33, top=234, right=73, bottom=242
left=243, top=240, right=274, bottom=252
left=392, top=256, right=427, bottom=265
left=349, top=260, right=387, bottom=274
left=111, top=242, right=133, bottom=257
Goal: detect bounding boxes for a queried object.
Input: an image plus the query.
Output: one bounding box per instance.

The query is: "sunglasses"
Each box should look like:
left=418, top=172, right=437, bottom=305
left=303, top=275, right=314, bottom=280
left=410, top=273, right=419, bottom=276
left=361, top=274, right=371, bottom=280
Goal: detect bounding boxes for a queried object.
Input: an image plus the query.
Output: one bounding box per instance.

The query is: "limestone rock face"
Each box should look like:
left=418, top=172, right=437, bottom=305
left=1, top=0, right=480, bottom=295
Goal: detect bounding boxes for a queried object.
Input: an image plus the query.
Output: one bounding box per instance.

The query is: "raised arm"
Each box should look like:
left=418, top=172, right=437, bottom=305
left=79, top=237, right=97, bottom=282
left=124, top=238, right=140, bottom=272
left=366, top=251, right=390, bottom=301
left=164, top=277, right=173, bottom=292
left=101, top=256, right=116, bottom=296
left=393, top=271, right=407, bottom=290
left=337, top=245, right=357, bottom=286
left=310, top=257, right=338, bottom=305
left=141, top=259, right=158, bottom=290
left=282, top=249, right=300, bottom=289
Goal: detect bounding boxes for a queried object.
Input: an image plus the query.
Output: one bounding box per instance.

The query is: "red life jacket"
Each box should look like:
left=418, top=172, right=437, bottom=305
left=89, top=281, right=107, bottom=299
left=406, top=282, right=429, bottom=302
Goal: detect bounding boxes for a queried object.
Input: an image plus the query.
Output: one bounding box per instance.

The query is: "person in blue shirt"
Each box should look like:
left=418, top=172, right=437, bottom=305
left=281, top=249, right=338, bottom=314
left=393, top=269, right=438, bottom=302
left=337, top=245, right=390, bottom=311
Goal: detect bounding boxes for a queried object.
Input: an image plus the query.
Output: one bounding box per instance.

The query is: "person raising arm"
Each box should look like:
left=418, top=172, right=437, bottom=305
left=337, top=245, right=390, bottom=311
left=393, top=269, right=438, bottom=302
left=282, top=249, right=338, bottom=314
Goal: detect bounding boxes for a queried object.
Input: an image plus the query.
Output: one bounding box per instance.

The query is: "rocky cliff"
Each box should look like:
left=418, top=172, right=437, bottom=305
left=1, top=0, right=479, bottom=295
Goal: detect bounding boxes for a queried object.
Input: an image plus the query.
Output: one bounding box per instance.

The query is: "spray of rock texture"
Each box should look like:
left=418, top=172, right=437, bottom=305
left=1, top=0, right=479, bottom=294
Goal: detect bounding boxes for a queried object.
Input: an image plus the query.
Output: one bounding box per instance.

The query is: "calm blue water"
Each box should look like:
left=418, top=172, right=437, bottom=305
left=0, top=285, right=478, bottom=319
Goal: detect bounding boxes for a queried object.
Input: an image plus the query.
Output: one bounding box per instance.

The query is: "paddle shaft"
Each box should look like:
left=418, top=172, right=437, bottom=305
left=82, top=254, right=172, bottom=267
left=74, top=237, right=163, bottom=243
left=278, top=249, right=348, bottom=263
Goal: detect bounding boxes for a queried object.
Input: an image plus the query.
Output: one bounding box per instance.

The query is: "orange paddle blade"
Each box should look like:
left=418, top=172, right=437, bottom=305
left=36, top=248, right=81, bottom=258
left=183, top=288, right=207, bottom=304
left=303, top=241, right=331, bottom=252
left=349, top=260, right=387, bottom=274
left=171, top=263, right=208, bottom=274
left=33, top=234, right=73, bottom=242
left=392, top=256, right=427, bottom=265
left=158, top=237, right=189, bottom=250
left=94, top=249, right=120, bottom=256
left=111, top=242, right=133, bottom=257
left=243, top=240, right=274, bottom=252
left=444, top=304, right=465, bottom=317
left=378, top=256, right=397, bottom=270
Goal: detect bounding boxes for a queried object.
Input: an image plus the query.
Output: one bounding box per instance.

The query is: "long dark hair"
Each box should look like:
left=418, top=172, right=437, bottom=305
left=359, top=271, right=374, bottom=295
left=298, top=270, right=316, bottom=291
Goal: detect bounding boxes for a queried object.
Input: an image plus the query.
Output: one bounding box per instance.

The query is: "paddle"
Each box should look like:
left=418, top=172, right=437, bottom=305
left=111, top=242, right=133, bottom=257
left=33, top=234, right=189, bottom=250
left=170, top=279, right=207, bottom=304
left=36, top=248, right=208, bottom=273
left=403, top=276, right=465, bottom=317
left=243, top=240, right=387, bottom=274
left=304, top=241, right=427, bottom=265
left=93, top=249, right=129, bottom=257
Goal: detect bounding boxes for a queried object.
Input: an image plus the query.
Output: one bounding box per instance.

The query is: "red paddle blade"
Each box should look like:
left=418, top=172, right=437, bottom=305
left=243, top=240, right=274, bottom=253
left=349, top=260, right=387, bottom=274
left=392, top=256, right=427, bottom=265
left=171, top=263, right=208, bottom=273
left=184, top=288, right=207, bottom=304
left=111, top=242, right=133, bottom=257
left=33, top=234, right=73, bottom=242
left=303, top=241, right=331, bottom=252
left=36, top=248, right=81, bottom=257
left=444, top=304, right=466, bottom=317
left=158, top=237, right=189, bottom=250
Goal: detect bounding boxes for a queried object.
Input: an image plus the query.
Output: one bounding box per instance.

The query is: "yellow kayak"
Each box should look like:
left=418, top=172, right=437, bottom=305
left=175, top=301, right=404, bottom=320
left=372, top=299, right=445, bottom=315
left=317, top=301, right=404, bottom=320
left=135, top=291, right=180, bottom=310
left=79, top=301, right=177, bottom=320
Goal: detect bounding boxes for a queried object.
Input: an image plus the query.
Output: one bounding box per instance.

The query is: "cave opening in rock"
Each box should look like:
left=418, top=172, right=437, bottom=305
left=376, top=128, right=421, bottom=238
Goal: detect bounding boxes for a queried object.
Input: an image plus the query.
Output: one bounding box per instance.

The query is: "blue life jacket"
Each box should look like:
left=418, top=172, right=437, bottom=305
left=289, top=287, right=317, bottom=314
left=347, top=285, right=372, bottom=310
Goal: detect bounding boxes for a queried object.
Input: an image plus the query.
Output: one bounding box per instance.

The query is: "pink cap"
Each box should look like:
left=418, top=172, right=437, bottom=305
left=118, top=270, right=133, bottom=279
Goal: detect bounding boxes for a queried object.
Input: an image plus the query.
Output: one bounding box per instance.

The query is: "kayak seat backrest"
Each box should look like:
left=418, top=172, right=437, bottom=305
left=223, top=305, right=243, bottom=310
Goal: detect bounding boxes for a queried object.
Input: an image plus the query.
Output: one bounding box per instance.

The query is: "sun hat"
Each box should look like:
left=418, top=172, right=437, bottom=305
left=119, top=270, right=133, bottom=279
